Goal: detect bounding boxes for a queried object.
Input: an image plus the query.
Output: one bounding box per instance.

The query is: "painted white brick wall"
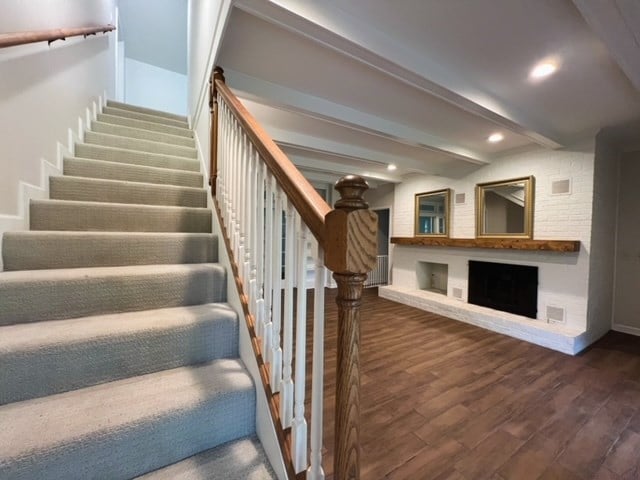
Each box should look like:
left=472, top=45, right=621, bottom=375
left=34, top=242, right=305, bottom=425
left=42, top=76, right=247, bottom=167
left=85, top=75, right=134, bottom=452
left=391, top=143, right=595, bottom=333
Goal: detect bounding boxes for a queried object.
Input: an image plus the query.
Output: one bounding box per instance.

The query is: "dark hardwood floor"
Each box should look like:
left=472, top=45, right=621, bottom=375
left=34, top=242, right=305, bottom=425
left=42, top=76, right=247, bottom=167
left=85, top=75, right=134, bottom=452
left=311, top=288, right=640, bottom=480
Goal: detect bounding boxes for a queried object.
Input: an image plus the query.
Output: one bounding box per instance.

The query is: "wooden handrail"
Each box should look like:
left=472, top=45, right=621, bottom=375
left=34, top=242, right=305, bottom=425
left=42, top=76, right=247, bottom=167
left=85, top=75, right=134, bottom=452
left=0, top=25, right=115, bottom=49
left=213, top=75, right=331, bottom=244
left=210, top=66, right=377, bottom=480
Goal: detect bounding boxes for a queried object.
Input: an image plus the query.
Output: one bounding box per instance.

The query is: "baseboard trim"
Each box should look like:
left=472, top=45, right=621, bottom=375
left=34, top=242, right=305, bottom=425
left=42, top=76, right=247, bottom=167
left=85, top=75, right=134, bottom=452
left=612, top=323, right=640, bottom=337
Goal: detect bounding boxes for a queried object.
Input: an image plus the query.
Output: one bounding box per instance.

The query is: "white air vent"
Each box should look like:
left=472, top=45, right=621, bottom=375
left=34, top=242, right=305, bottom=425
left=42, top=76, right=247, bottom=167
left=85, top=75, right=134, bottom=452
left=452, top=287, right=463, bottom=299
left=455, top=193, right=466, bottom=204
left=551, top=178, right=571, bottom=195
left=547, top=305, right=565, bottom=324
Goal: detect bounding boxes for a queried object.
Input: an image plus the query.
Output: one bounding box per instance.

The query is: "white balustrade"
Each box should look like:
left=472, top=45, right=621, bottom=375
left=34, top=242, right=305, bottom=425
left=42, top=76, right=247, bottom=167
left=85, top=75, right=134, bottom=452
left=216, top=94, right=328, bottom=475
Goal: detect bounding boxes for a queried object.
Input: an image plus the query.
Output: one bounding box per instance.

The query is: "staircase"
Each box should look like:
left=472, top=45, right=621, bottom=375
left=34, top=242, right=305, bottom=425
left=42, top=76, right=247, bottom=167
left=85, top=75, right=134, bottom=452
left=0, top=101, right=277, bottom=479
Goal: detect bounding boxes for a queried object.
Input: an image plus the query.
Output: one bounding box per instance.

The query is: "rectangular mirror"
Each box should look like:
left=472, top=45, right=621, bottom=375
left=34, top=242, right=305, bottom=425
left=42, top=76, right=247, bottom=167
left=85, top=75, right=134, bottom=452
left=414, top=188, right=450, bottom=237
left=476, top=176, right=534, bottom=238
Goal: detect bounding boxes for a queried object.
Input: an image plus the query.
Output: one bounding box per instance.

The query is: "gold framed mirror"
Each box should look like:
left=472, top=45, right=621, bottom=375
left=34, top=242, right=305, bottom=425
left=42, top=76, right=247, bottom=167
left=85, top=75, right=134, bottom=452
left=414, top=189, right=450, bottom=237
left=476, top=176, right=534, bottom=239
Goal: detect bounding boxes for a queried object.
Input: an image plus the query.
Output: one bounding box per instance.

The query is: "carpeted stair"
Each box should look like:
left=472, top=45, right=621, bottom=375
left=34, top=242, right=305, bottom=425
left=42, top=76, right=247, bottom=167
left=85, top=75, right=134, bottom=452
left=0, top=100, right=277, bottom=479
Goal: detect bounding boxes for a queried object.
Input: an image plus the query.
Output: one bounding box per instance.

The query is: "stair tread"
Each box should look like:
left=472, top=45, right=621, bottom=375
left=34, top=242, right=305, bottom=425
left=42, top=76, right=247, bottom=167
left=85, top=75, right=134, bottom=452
left=107, top=100, right=188, bottom=123
left=52, top=174, right=206, bottom=191
left=0, top=302, right=235, bottom=350
left=0, top=261, right=223, bottom=282
left=30, top=199, right=212, bottom=233
left=64, top=156, right=203, bottom=187
left=85, top=131, right=197, bottom=159
left=103, top=106, right=189, bottom=128
left=91, top=121, right=195, bottom=147
left=32, top=198, right=210, bottom=212
left=75, top=143, right=200, bottom=171
left=0, top=263, right=226, bottom=325
left=0, top=359, right=255, bottom=478
left=0, top=303, right=238, bottom=404
left=97, top=113, right=193, bottom=137
left=137, top=436, right=277, bottom=480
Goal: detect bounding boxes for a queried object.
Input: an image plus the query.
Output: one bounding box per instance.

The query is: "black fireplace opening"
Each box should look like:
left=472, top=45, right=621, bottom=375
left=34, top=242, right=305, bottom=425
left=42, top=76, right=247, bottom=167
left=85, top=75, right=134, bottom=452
left=468, top=261, right=538, bottom=319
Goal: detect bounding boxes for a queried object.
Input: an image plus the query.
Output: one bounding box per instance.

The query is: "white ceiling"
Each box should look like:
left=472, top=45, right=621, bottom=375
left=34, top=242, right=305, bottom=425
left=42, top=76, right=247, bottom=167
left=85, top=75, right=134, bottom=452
left=217, top=0, right=640, bottom=186
left=119, top=0, right=187, bottom=74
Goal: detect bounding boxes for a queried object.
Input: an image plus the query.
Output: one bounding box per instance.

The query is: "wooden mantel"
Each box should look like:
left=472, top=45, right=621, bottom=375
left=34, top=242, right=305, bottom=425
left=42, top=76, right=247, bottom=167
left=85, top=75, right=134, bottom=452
left=391, top=236, right=580, bottom=252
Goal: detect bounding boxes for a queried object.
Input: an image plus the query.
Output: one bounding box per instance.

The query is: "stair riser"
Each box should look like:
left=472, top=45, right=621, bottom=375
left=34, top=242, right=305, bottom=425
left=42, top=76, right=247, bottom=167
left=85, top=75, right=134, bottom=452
left=107, top=100, right=188, bottom=122
left=0, top=386, right=254, bottom=480
left=30, top=201, right=212, bottom=233
left=64, top=157, right=203, bottom=188
left=2, top=233, right=217, bottom=270
left=50, top=177, right=207, bottom=208
left=0, top=265, right=226, bottom=326
left=85, top=131, right=197, bottom=159
left=103, top=106, right=189, bottom=128
left=91, top=122, right=195, bottom=148
left=0, top=314, right=238, bottom=404
left=97, top=113, right=193, bottom=138
left=75, top=144, right=200, bottom=172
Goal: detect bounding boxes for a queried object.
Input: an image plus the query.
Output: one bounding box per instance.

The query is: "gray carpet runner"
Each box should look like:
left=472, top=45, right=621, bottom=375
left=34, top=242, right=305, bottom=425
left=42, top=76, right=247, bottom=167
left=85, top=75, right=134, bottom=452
left=0, top=101, right=277, bottom=479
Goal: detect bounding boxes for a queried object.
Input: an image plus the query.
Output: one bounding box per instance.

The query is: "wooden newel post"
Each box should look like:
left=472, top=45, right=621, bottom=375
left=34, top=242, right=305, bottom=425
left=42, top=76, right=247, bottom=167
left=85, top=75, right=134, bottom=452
left=324, top=175, right=378, bottom=480
left=209, top=66, right=225, bottom=193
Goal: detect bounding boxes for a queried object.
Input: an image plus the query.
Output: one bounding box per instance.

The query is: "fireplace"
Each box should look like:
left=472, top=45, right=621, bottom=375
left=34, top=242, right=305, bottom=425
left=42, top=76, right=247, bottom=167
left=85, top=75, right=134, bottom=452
left=468, top=261, right=538, bottom=319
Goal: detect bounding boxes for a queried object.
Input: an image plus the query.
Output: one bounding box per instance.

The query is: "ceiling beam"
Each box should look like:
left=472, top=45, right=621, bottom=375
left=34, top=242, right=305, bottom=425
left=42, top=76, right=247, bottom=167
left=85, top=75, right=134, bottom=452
left=284, top=150, right=400, bottom=184
left=265, top=126, right=445, bottom=175
left=226, top=68, right=489, bottom=165
left=234, top=0, right=564, bottom=149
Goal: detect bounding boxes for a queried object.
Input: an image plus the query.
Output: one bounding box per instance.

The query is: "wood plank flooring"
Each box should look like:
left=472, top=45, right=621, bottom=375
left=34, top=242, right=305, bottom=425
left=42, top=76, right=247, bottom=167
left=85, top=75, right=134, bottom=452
left=309, top=288, right=640, bottom=480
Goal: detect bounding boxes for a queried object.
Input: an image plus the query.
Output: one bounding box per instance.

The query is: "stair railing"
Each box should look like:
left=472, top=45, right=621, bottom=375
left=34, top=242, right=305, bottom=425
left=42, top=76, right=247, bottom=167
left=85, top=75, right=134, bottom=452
left=209, top=66, right=377, bottom=480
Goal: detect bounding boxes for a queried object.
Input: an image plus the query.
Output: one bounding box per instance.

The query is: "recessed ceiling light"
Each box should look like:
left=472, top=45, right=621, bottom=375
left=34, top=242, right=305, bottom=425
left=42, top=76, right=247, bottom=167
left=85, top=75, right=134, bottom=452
left=487, top=133, right=504, bottom=143
left=387, top=164, right=397, bottom=171
left=530, top=61, right=557, bottom=80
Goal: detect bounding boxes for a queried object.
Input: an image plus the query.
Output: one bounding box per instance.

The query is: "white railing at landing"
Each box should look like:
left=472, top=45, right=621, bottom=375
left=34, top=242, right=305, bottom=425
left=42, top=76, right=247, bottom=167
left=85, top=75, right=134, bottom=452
left=210, top=66, right=378, bottom=480
left=364, top=255, right=388, bottom=287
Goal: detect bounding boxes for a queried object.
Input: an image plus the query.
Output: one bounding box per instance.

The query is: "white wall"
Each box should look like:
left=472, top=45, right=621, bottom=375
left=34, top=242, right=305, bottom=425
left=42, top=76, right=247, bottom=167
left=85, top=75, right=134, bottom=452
left=188, top=0, right=233, bottom=176
left=613, top=150, right=640, bottom=334
left=124, top=58, right=187, bottom=115
left=0, top=0, right=114, bottom=32
left=118, top=0, right=188, bottom=75
left=586, top=135, right=619, bottom=340
left=0, top=0, right=116, bottom=216
left=391, top=144, right=595, bottom=333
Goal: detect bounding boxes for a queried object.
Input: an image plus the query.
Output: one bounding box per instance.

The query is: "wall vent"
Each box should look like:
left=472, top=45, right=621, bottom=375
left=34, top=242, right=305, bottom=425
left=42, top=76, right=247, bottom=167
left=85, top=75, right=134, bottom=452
left=546, top=305, right=565, bottom=324
left=551, top=178, right=571, bottom=195
left=452, top=287, right=463, bottom=299
left=455, top=193, right=466, bottom=204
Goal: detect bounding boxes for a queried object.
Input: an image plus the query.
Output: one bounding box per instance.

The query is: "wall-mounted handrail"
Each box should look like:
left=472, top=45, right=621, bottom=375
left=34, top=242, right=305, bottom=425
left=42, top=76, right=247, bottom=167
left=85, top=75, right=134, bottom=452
left=210, top=66, right=377, bottom=480
left=212, top=69, right=330, bottom=245
left=0, top=24, right=115, bottom=49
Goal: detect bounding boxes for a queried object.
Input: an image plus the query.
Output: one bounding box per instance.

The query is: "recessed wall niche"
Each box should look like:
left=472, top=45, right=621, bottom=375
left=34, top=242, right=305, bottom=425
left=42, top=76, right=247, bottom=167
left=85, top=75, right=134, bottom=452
left=417, top=261, right=448, bottom=295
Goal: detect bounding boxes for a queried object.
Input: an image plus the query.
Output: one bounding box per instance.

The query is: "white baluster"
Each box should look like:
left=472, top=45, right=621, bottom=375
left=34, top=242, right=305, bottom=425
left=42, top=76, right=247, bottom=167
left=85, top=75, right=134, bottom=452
left=247, top=144, right=257, bottom=320
left=307, top=245, right=326, bottom=480
left=263, top=174, right=274, bottom=363
left=237, top=133, right=246, bottom=280
left=280, top=205, right=296, bottom=428
left=270, top=189, right=284, bottom=392
left=255, top=157, right=265, bottom=338
left=292, top=222, right=309, bottom=472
